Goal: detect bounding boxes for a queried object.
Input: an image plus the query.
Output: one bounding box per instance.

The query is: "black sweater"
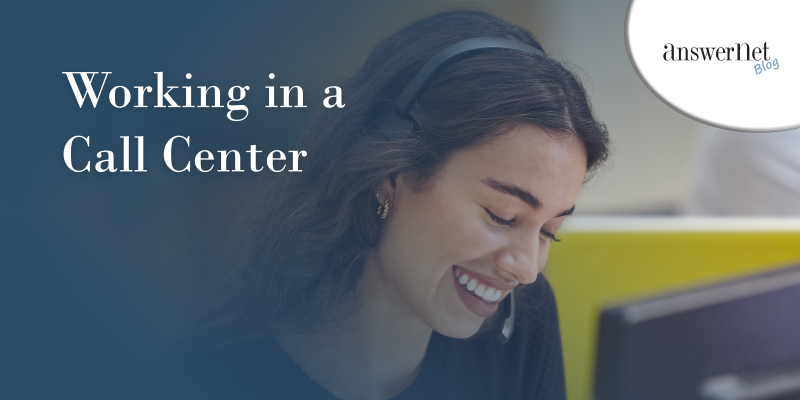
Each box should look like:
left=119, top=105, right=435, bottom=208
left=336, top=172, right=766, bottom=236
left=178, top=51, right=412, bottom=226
left=163, top=276, right=566, bottom=400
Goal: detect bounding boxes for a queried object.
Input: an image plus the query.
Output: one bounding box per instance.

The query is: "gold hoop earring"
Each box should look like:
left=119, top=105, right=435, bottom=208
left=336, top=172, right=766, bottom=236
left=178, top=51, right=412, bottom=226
left=376, top=191, right=390, bottom=219
left=380, top=199, right=390, bottom=220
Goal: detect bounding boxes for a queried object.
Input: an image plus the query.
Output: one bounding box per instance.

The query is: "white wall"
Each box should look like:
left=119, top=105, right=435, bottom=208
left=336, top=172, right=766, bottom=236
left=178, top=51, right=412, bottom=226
left=531, top=0, right=704, bottom=214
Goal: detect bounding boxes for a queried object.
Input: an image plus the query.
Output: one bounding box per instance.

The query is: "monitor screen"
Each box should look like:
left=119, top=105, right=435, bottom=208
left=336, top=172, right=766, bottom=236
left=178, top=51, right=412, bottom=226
left=594, top=263, right=800, bottom=400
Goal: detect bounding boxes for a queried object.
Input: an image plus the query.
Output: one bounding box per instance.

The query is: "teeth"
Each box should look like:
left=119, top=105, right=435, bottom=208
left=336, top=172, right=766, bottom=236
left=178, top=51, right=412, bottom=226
left=454, top=268, right=504, bottom=303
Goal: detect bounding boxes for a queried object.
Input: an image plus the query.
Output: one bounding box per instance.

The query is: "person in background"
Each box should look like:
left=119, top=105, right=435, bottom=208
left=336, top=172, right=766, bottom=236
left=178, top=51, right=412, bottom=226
left=682, top=127, right=800, bottom=215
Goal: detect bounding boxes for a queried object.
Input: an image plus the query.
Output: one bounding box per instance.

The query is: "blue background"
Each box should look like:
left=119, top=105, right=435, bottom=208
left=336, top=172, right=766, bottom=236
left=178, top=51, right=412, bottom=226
left=1, top=1, right=358, bottom=397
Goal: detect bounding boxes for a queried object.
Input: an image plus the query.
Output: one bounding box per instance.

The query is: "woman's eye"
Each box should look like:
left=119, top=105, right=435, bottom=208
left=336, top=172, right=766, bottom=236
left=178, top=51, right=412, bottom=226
left=540, top=229, right=561, bottom=243
left=484, top=208, right=514, bottom=227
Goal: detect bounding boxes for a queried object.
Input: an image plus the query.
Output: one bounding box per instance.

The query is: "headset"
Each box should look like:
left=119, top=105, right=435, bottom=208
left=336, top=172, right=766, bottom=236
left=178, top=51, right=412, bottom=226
left=374, top=36, right=546, bottom=343
left=494, top=289, right=516, bottom=344
left=374, top=36, right=547, bottom=142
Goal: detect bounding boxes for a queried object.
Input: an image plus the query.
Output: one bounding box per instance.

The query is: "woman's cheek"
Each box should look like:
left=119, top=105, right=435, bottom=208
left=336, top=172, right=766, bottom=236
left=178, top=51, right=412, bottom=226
left=449, top=218, right=506, bottom=261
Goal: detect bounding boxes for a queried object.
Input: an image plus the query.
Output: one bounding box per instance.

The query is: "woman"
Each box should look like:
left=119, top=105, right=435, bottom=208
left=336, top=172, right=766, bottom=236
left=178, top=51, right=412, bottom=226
left=169, top=9, right=609, bottom=400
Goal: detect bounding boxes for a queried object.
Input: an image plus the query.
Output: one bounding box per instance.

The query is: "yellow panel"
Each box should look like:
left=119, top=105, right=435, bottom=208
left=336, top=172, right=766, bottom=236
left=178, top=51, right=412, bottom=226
left=545, top=231, right=800, bottom=400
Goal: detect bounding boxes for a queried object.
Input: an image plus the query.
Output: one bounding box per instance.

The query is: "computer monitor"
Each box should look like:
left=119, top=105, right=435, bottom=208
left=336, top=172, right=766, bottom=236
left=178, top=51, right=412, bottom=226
left=545, top=216, right=800, bottom=399
left=593, top=263, right=800, bottom=400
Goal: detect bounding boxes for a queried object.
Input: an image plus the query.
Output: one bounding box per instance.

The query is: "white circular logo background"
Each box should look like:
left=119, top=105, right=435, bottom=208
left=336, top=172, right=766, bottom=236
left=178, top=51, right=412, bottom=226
left=626, top=0, right=800, bottom=132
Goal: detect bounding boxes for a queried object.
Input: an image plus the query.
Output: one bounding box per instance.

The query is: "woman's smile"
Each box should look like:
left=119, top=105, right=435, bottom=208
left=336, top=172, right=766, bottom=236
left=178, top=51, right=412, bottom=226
left=452, top=265, right=514, bottom=317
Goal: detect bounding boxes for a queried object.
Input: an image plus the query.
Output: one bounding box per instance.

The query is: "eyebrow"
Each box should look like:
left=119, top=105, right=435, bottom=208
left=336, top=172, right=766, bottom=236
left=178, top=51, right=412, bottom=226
left=481, top=177, right=576, bottom=217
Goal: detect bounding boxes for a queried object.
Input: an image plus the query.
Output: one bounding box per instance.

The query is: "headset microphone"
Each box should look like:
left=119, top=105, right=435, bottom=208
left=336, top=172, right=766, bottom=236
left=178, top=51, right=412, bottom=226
left=496, top=289, right=516, bottom=344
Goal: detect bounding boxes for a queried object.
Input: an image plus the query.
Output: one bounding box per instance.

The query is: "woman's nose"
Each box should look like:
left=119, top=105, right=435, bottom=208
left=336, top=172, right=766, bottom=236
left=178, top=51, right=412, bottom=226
left=495, top=233, right=540, bottom=284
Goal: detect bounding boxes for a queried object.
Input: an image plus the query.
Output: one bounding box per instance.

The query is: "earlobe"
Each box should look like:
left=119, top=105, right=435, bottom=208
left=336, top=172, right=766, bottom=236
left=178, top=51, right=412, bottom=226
left=375, top=175, right=397, bottom=220
left=375, top=172, right=408, bottom=221
left=375, top=191, right=390, bottom=220
left=376, top=173, right=400, bottom=204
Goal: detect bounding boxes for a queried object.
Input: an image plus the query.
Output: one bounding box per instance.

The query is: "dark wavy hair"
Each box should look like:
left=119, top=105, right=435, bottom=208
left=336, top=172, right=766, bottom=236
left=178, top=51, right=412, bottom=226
left=201, top=9, right=609, bottom=343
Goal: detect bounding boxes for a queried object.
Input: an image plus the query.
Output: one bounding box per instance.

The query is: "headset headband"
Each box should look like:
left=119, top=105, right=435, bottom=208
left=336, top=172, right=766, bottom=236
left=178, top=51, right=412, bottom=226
left=375, top=36, right=546, bottom=140
left=394, top=36, right=546, bottom=118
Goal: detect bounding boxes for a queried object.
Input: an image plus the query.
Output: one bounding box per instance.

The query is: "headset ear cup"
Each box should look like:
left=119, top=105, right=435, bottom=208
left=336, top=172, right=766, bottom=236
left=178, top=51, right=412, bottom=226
left=374, top=108, right=415, bottom=141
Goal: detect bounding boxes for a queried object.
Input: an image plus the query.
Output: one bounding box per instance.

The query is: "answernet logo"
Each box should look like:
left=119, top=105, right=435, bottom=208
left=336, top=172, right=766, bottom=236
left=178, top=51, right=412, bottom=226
left=626, top=0, right=800, bottom=132
left=662, top=42, right=781, bottom=75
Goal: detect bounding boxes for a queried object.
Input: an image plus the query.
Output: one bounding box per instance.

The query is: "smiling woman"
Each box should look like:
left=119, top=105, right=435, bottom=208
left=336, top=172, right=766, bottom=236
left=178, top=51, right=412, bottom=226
left=371, top=124, right=587, bottom=339
left=164, top=9, right=609, bottom=400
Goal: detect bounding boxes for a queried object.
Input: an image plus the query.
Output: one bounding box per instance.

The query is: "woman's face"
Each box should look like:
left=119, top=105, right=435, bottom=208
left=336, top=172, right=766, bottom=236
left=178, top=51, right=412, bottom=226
left=373, top=123, right=587, bottom=338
